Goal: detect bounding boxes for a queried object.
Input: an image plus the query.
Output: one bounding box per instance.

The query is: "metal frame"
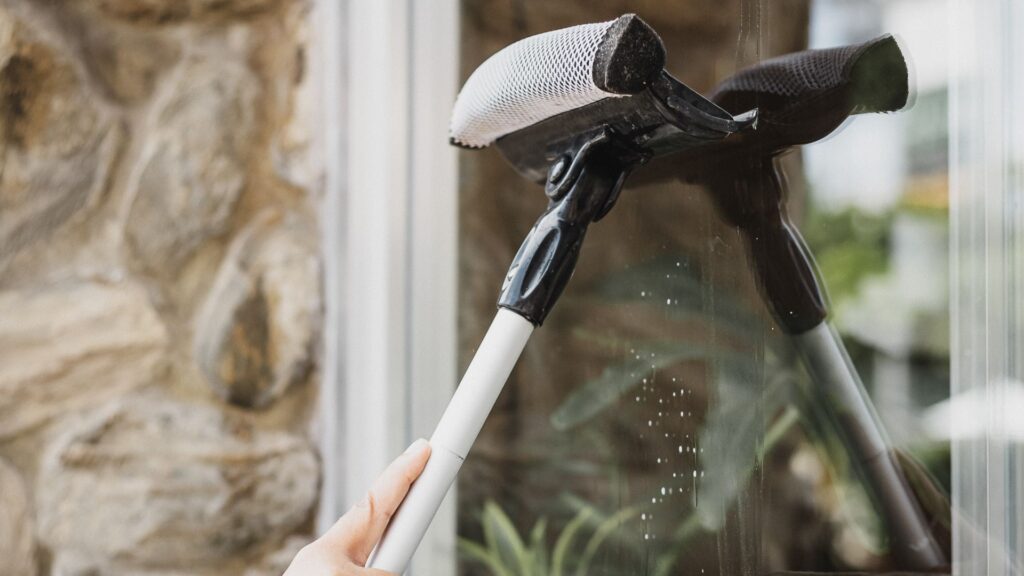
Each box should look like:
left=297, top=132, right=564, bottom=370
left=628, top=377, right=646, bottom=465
left=318, top=0, right=459, bottom=574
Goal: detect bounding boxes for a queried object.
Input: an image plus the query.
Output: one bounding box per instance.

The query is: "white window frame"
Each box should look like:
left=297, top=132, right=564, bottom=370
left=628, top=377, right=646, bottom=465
left=318, top=0, right=460, bottom=573
left=950, top=0, right=1024, bottom=574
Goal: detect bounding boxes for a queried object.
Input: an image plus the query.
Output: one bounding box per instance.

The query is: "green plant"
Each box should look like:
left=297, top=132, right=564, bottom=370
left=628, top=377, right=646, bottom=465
left=802, top=204, right=892, bottom=304
left=458, top=500, right=638, bottom=576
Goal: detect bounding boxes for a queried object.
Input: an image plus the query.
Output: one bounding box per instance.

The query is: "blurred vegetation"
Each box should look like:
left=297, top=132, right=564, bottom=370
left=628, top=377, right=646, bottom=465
left=802, top=204, right=892, bottom=306
left=459, top=499, right=638, bottom=576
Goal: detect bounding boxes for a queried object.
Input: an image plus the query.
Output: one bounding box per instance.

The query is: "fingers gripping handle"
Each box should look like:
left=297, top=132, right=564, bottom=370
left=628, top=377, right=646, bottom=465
left=368, top=310, right=534, bottom=573
left=366, top=446, right=463, bottom=573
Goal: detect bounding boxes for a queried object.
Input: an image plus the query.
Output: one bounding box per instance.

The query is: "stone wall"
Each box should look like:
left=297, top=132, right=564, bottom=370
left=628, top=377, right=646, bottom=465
left=0, top=0, right=323, bottom=573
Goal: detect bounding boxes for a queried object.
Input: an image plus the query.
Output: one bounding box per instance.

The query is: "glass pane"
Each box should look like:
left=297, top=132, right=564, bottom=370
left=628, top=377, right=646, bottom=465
left=455, top=1, right=955, bottom=574
left=949, top=1, right=1024, bottom=574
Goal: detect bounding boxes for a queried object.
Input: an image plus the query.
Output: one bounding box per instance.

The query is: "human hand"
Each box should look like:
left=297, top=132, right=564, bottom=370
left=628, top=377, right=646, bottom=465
left=283, top=439, right=431, bottom=575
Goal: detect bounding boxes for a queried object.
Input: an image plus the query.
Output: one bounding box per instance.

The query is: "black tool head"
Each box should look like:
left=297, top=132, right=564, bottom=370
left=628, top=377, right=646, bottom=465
left=712, top=34, right=910, bottom=123
left=717, top=35, right=910, bottom=155
left=631, top=34, right=912, bottom=183
left=448, top=14, right=758, bottom=183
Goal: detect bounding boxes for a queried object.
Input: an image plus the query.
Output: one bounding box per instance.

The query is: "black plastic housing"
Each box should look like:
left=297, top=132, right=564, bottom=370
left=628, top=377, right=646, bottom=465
left=496, top=71, right=756, bottom=184
left=497, top=133, right=640, bottom=325
left=704, top=161, right=829, bottom=333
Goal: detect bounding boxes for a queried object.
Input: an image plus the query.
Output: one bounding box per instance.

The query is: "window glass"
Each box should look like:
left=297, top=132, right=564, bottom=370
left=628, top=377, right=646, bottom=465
left=455, top=1, right=954, bottom=574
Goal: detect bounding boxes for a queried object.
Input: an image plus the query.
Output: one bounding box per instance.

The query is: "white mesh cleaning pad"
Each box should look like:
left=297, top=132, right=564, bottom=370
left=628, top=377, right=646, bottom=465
left=450, top=20, right=622, bottom=149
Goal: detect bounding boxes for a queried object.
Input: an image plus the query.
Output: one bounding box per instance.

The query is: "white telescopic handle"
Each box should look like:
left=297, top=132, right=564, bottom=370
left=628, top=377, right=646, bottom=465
left=368, top=309, right=534, bottom=573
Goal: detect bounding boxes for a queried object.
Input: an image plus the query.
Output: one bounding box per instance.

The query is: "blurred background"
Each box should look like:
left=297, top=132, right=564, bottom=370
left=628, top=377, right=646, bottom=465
left=0, top=0, right=1020, bottom=575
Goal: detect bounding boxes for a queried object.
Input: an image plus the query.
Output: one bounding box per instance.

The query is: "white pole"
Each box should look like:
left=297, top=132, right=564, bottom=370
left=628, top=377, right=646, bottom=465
left=368, top=309, right=535, bottom=573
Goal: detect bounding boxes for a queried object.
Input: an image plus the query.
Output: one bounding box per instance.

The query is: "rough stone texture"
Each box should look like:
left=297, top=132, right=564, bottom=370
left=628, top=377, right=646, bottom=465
left=243, top=535, right=310, bottom=576
left=194, top=211, right=321, bottom=408
left=267, top=3, right=320, bottom=192
left=36, top=392, right=319, bottom=571
left=0, top=0, right=323, bottom=570
left=125, top=47, right=258, bottom=272
left=0, top=7, right=123, bottom=271
left=93, top=0, right=278, bottom=25
left=0, top=456, right=36, bottom=576
left=65, top=6, right=181, bottom=104
left=0, top=281, right=168, bottom=440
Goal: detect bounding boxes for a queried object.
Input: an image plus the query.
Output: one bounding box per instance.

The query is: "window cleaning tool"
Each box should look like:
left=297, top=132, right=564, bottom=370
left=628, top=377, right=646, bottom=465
left=487, top=31, right=947, bottom=571
left=367, top=15, right=756, bottom=573
left=681, top=36, right=946, bottom=569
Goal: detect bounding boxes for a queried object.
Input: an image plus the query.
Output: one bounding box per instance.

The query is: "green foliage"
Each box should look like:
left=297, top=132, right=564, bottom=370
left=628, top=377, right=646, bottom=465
left=458, top=500, right=637, bottom=576
left=802, top=206, right=892, bottom=304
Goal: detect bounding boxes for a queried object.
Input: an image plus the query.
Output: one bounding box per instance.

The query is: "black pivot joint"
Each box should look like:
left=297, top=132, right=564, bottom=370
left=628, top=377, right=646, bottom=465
left=705, top=159, right=829, bottom=334
left=497, top=130, right=646, bottom=325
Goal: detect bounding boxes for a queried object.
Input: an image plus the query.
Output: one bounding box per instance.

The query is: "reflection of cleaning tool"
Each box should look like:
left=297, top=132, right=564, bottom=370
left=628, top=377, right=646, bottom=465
left=368, top=15, right=755, bottom=573
left=673, top=36, right=945, bottom=570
